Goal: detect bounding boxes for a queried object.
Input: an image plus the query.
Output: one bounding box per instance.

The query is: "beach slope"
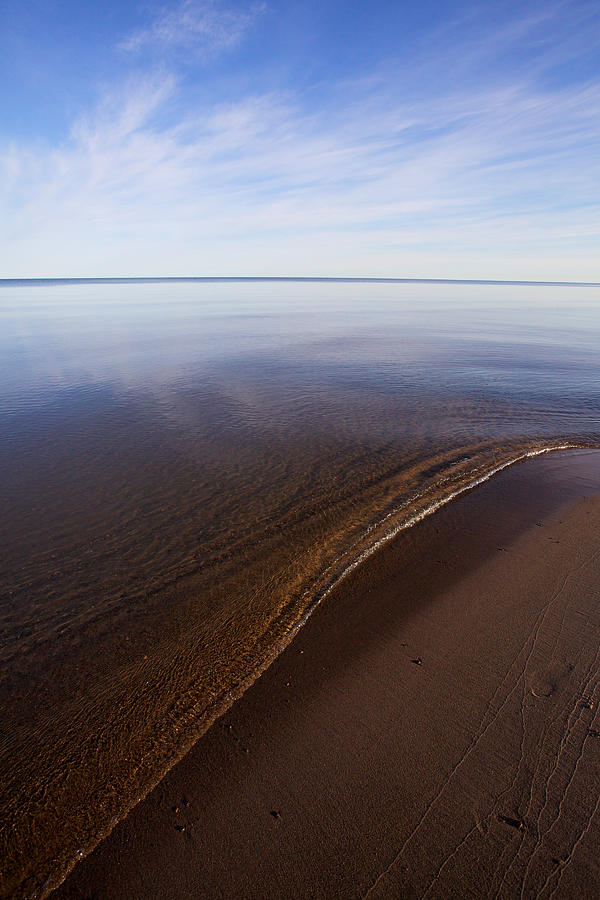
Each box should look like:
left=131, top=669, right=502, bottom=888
left=56, top=449, right=600, bottom=899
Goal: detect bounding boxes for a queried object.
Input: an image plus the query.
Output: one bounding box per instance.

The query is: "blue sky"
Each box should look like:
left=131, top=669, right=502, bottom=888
left=1, top=0, right=599, bottom=278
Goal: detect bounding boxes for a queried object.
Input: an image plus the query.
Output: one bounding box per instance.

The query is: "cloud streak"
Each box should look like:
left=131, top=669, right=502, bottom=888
left=1, top=2, right=599, bottom=278
left=119, top=0, right=265, bottom=58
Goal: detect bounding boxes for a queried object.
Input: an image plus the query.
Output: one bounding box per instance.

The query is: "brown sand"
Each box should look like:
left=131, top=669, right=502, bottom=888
left=55, top=449, right=600, bottom=899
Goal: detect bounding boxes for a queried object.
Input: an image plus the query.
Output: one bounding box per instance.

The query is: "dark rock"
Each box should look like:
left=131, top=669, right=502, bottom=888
left=498, top=814, right=524, bottom=830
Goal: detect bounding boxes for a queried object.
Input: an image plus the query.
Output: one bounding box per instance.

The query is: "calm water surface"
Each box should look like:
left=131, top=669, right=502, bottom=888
left=1, top=280, right=599, bottom=897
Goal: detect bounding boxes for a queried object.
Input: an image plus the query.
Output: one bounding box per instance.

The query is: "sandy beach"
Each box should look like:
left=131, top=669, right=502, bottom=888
left=55, top=448, right=600, bottom=898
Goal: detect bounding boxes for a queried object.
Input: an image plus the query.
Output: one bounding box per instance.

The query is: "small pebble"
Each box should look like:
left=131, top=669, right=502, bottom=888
left=411, top=657, right=423, bottom=666
left=498, top=814, right=524, bottom=830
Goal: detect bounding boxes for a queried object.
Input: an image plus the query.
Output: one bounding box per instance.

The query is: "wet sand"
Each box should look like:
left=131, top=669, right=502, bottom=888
left=56, top=449, right=600, bottom=899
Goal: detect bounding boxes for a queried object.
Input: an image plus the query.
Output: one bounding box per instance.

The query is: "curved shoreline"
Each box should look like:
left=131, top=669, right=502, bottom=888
left=55, top=443, right=600, bottom=899
left=40, top=440, right=597, bottom=899
left=305, top=442, right=586, bottom=609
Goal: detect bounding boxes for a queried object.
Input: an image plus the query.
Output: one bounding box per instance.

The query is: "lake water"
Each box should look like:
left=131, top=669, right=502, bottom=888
left=1, top=279, right=599, bottom=897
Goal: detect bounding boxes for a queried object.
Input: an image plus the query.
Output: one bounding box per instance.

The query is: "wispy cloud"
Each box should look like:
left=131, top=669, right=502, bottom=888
left=119, top=0, right=265, bottom=58
left=1, top=2, right=599, bottom=278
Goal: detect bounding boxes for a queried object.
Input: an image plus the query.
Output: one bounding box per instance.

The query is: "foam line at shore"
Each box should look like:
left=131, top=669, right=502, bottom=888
left=290, top=442, right=588, bottom=637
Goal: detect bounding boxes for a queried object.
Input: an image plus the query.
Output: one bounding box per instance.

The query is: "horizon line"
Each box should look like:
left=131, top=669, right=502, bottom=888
left=1, top=276, right=599, bottom=288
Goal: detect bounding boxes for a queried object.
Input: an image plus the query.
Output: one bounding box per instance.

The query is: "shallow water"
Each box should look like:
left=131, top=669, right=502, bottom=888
left=1, top=279, right=599, bottom=897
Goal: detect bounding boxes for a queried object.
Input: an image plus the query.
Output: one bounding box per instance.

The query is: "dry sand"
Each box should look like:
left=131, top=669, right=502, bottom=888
left=55, top=449, right=600, bottom=899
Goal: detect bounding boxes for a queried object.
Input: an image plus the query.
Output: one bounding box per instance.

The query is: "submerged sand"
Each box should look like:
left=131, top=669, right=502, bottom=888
left=56, top=449, right=600, bottom=898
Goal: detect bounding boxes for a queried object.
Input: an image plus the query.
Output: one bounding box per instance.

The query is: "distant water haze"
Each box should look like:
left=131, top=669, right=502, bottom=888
left=1, top=279, right=599, bottom=898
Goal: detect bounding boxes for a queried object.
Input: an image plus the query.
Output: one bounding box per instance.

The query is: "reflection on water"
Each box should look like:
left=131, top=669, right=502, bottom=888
left=1, top=280, right=599, bottom=897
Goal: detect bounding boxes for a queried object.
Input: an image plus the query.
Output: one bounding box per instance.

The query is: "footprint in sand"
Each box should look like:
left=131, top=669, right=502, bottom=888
left=528, top=661, right=570, bottom=699
left=530, top=678, right=555, bottom=699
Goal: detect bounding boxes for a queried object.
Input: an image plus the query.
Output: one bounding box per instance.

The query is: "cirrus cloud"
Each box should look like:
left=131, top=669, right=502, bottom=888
left=1, top=1, right=599, bottom=279
left=119, top=0, right=266, bottom=59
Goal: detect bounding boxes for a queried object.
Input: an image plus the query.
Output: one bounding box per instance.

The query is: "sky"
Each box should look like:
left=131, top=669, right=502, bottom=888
left=1, top=0, right=599, bottom=279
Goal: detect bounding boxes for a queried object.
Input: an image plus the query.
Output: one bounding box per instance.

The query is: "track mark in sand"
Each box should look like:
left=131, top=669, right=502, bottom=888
left=496, top=548, right=600, bottom=899
left=518, top=567, right=600, bottom=894
left=363, top=540, right=600, bottom=900
left=361, top=599, right=550, bottom=899
left=364, top=542, right=580, bottom=899
left=543, top=787, right=600, bottom=900
left=421, top=825, right=478, bottom=898
left=487, top=559, right=585, bottom=900
left=494, top=550, right=600, bottom=872
left=516, top=682, right=590, bottom=898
